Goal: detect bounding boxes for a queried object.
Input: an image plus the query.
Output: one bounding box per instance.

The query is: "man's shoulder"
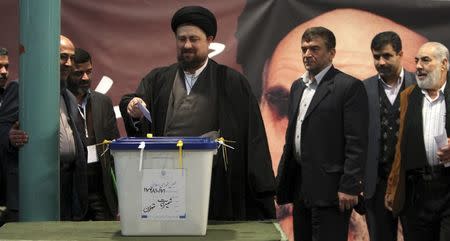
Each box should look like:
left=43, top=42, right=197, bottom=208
left=361, top=75, right=378, bottom=89
left=210, top=61, right=250, bottom=90
left=144, top=63, right=179, bottom=79
left=402, top=84, right=417, bottom=98
left=329, top=66, right=360, bottom=84
left=403, top=70, right=417, bottom=85
left=5, top=79, right=19, bottom=91
left=208, top=59, right=244, bottom=78
left=62, top=89, right=79, bottom=110
left=91, top=90, right=113, bottom=103
left=362, top=75, right=378, bottom=83
left=64, top=88, right=77, bottom=99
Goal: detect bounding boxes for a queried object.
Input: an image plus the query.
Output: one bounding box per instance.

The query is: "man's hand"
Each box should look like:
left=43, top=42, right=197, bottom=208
left=127, top=97, right=146, bottom=119
left=437, top=138, right=450, bottom=164
left=338, top=192, right=358, bottom=212
left=9, top=121, right=28, bottom=148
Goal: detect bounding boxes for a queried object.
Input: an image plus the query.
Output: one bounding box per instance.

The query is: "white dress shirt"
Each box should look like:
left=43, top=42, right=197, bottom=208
left=183, top=59, right=208, bottom=95
left=422, top=81, right=447, bottom=166
left=294, top=64, right=332, bottom=159
left=379, top=68, right=405, bottom=105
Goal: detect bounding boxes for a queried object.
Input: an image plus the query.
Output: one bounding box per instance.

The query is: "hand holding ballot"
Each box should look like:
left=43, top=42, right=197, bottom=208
left=127, top=97, right=147, bottom=119
left=435, top=132, right=450, bottom=167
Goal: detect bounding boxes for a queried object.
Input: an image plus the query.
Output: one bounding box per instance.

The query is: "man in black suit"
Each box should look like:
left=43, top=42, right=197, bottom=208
left=363, top=31, right=416, bottom=241
left=276, top=26, right=368, bottom=241
left=67, top=48, right=119, bottom=220
left=0, top=47, right=18, bottom=225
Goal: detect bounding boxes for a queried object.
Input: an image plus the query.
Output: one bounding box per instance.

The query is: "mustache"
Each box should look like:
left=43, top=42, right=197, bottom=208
left=79, top=79, right=91, bottom=84
left=61, top=65, right=73, bottom=71
left=181, top=49, right=195, bottom=54
left=416, top=70, right=427, bottom=75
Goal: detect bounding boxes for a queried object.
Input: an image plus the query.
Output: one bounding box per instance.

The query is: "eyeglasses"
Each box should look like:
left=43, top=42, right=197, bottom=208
left=60, top=53, right=75, bottom=63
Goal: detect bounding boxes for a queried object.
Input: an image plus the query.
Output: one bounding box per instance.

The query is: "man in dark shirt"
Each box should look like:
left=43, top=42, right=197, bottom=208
left=67, top=48, right=119, bottom=220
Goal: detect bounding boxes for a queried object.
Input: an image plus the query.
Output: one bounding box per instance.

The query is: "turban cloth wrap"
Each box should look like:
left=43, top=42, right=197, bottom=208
left=171, top=6, right=217, bottom=39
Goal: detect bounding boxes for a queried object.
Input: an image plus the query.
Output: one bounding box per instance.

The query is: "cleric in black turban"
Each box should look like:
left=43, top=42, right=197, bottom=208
left=171, top=6, right=217, bottom=39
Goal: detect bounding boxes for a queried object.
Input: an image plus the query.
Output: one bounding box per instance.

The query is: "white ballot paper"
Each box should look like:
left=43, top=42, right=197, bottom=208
left=141, top=169, right=186, bottom=220
left=434, top=132, right=450, bottom=167
left=137, top=101, right=152, bottom=123
left=87, top=145, right=98, bottom=164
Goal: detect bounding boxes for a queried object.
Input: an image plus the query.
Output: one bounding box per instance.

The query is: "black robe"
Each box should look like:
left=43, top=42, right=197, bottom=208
left=120, top=60, right=276, bottom=220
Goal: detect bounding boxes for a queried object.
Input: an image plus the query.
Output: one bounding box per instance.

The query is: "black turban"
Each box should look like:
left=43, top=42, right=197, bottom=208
left=171, top=6, right=217, bottom=39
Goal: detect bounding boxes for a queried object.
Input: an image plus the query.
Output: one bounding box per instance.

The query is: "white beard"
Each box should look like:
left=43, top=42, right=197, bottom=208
left=417, top=66, right=441, bottom=90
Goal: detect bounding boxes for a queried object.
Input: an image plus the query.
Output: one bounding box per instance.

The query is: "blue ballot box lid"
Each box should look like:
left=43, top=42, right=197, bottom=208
left=109, top=137, right=218, bottom=150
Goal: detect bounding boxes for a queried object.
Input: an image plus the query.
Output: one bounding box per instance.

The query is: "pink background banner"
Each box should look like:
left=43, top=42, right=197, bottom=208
left=1, top=1, right=450, bottom=240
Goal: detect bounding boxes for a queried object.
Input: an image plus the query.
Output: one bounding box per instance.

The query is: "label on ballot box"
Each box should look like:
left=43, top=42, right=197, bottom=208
left=141, top=169, right=186, bottom=220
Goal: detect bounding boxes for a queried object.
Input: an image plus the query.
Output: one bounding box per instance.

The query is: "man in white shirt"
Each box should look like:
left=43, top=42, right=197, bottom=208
left=386, top=42, right=450, bottom=241
left=363, top=31, right=416, bottom=241
left=276, top=26, right=368, bottom=241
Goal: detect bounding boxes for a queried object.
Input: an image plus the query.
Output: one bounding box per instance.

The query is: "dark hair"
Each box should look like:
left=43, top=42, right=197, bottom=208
left=74, top=47, right=91, bottom=64
left=0, top=47, right=8, bottom=56
left=371, top=31, right=402, bottom=53
left=301, top=26, right=336, bottom=50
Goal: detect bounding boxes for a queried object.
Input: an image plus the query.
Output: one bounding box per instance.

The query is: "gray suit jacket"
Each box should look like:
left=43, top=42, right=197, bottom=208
left=363, top=70, right=416, bottom=199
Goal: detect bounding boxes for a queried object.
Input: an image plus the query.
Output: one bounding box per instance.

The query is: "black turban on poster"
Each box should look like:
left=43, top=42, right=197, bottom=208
left=171, top=6, right=217, bottom=39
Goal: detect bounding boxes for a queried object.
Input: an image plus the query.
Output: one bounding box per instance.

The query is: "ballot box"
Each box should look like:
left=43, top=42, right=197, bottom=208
left=110, top=137, right=218, bottom=236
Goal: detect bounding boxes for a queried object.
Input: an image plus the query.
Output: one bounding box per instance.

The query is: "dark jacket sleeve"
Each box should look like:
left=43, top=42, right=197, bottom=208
left=101, top=94, right=120, bottom=140
left=119, top=71, right=156, bottom=137
left=0, top=81, right=19, bottom=148
left=119, top=92, right=142, bottom=137
left=338, top=79, right=368, bottom=195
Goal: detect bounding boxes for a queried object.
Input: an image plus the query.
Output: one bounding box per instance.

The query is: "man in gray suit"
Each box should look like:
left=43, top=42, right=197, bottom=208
left=363, top=31, right=416, bottom=241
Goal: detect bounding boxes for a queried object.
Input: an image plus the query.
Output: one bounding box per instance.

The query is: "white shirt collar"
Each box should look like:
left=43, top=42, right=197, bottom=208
left=379, top=68, right=404, bottom=89
left=301, top=64, right=332, bottom=86
left=421, top=81, right=447, bottom=102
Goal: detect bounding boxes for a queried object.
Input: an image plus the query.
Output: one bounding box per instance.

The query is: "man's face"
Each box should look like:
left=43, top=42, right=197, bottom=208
left=68, top=61, right=93, bottom=96
left=60, top=39, right=75, bottom=81
left=372, top=44, right=403, bottom=79
left=0, top=55, right=9, bottom=88
left=301, top=37, right=335, bottom=76
left=415, top=45, right=446, bottom=90
left=176, top=25, right=212, bottom=72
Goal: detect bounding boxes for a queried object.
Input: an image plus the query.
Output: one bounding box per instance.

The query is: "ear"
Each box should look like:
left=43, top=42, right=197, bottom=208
left=442, top=58, right=449, bottom=71
left=207, top=36, right=214, bottom=44
left=398, top=50, right=404, bottom=57
left=329, top=48, right=336, bottom=60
